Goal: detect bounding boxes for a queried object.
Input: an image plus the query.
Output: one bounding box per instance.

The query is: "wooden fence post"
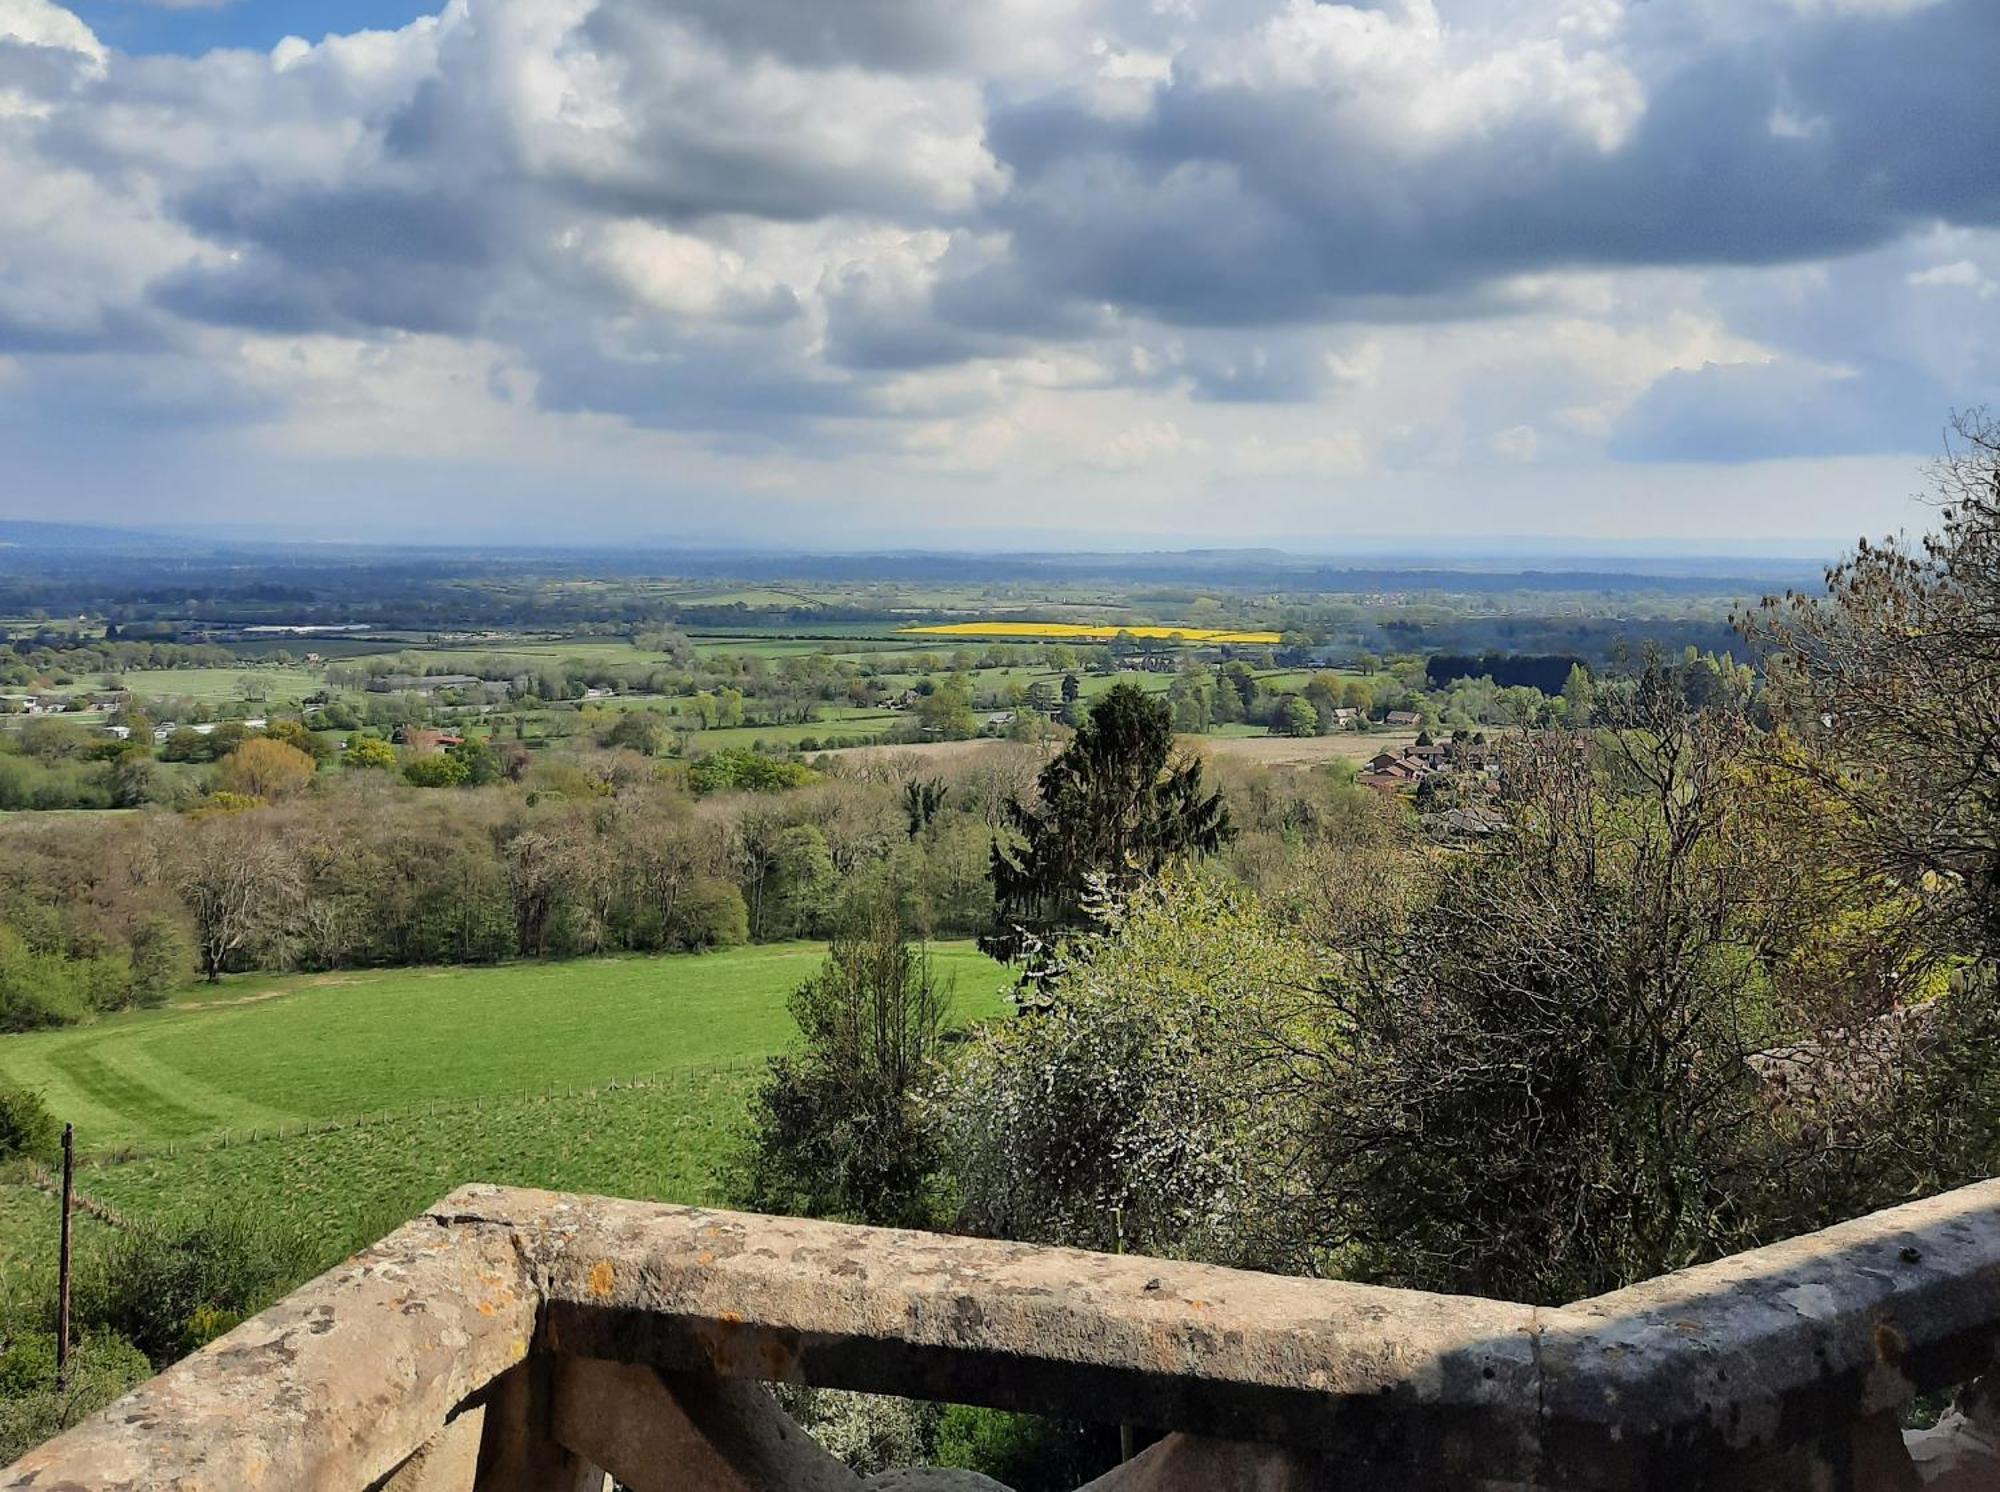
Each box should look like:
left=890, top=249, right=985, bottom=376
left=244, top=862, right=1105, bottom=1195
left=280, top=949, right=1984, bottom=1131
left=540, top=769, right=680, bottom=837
left=56, top=1123, right=73, bottom=1392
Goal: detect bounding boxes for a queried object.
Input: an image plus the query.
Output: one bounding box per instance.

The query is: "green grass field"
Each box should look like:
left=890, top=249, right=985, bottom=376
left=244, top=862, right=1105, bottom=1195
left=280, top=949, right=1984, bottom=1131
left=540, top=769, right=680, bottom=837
left=0, top=943, right=1007, bottom=1156
left=80, top=1077, right=760, bottom=1253
left=0, top=941, right=1010, bottom=1268
left=113, top=667, right=326, bottom=707
left=688, top=715, right=903, bottom=749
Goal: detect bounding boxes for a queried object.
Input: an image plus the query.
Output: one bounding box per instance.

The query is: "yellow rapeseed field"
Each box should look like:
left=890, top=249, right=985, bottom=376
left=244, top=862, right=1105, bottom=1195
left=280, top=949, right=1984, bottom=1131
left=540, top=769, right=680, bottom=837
left=902, top=622, right=1282, bottom=644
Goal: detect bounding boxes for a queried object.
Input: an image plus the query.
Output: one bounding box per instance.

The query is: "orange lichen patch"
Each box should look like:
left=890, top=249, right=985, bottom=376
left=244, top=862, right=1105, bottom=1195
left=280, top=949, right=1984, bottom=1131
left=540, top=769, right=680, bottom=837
left=587, top=1260, right=617, bottom=1300
left=1874, top=1321, right=1907, bottom=1368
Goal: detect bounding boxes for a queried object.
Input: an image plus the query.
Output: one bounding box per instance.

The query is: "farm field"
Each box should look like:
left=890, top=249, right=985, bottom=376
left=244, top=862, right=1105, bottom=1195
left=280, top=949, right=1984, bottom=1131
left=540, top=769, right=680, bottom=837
left=1192, top=732, right=1419, bottom=765
left=0, top=941, right=1011, bottom=1269
left=393, top=639, right=668, bottom=668
left=99, top=666, right=326, bottom=706
left=824, top=732, right=1415, bottom=769
left=0, top=942, right=1009, bottom=1156
left=904, top=623, right=1282, bottom=644
left=81, top=1076, right=759, bottom=1256
left=685, top=715, right=902, bottom=749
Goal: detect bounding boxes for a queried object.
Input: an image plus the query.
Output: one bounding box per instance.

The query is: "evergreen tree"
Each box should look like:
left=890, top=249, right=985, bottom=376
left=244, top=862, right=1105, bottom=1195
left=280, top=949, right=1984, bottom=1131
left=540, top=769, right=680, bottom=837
left=983, top=684, right=1231, bottom=968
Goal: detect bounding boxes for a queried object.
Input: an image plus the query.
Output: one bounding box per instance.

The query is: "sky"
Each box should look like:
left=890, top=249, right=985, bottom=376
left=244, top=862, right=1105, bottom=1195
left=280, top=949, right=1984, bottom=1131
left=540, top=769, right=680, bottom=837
left=2, top=0, right=1997, bottom=550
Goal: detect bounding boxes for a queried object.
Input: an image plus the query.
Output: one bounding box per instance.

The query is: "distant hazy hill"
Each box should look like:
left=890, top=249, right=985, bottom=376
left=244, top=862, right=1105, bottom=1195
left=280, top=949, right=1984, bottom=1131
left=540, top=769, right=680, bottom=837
left=0, top=520, right=212, bottom=560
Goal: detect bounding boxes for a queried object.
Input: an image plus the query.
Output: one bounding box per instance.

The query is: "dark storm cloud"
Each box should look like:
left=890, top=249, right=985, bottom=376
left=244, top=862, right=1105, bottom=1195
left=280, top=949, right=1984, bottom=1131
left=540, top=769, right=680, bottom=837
left=151, top=180, right=504, bottom=335
left=971, top=0, right=2000, bottom=327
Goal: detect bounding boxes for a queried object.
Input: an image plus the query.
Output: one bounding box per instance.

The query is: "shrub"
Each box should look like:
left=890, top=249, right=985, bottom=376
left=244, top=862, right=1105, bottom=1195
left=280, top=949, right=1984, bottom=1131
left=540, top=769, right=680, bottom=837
left=0, top=929, right=98, bottom=1032
left=75, top=1209, right=317, bottom=1368
left=0, top=1331, right=150, bottom=1465
left=403, top=752, right=470, bottom=789
left=0, top=1087, right=58, bottom=1163
left=670, top=878, right=749, bottom=951
left=340, top=736, right=397, bottom=770
left=933, top=1406, right=1117, bottom=1492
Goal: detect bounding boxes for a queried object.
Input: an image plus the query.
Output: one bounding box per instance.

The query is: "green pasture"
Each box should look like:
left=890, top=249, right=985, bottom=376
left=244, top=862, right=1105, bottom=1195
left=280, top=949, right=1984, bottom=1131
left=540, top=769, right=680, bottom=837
left=0, top=942, right=1008, bottom=1156
left=685, top=630, right=912, bottom=656
left=112, top=667, right=326, bottom=707
left=0, top=941, right=1010, bottom=1273
left=388, top=640, right=667, bottom=668
left=678, top=714, right=903, bottom=750
left=81, top=1076, right=759, bottom=1255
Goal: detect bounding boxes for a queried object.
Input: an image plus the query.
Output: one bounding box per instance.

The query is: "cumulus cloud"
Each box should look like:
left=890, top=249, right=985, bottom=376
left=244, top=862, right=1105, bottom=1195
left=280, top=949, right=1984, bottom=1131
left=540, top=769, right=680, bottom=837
left=0, top=0, right=1997, bottom=537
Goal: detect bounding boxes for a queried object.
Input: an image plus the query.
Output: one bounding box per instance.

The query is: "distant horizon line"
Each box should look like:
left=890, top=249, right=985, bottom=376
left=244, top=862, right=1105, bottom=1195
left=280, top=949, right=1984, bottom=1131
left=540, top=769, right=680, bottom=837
left=0, top=514, right=1854, bottom=568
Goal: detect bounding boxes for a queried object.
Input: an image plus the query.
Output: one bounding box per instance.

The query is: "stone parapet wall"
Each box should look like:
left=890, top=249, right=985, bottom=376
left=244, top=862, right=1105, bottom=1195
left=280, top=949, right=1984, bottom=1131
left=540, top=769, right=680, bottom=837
left=7, top=1181, right=2000, bottom=1490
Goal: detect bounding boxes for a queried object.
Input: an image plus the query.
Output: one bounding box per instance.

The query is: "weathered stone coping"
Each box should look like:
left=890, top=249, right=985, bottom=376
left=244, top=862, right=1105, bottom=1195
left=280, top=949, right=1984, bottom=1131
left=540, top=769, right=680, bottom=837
left=6, top=1177, right=2000, bottom=1490
left=0, top=1200, right=537, bottom=1491
left=503, top=1187, right=1550, bottom=1479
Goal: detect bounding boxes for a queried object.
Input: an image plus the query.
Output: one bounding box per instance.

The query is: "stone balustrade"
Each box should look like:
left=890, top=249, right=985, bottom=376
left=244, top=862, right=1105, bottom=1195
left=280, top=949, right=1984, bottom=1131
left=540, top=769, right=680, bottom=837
left=5, top=1180, right=1999, bottom=1490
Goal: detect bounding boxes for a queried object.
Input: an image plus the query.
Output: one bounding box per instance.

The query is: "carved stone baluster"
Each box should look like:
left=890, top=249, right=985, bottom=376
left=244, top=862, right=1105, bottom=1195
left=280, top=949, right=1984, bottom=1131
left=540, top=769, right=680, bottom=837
left=473, top=1358, right=612, bottom=1492
left=382, top=1409, right=486, bottom=1492
left=550, top=1356, right=861, bottom=1492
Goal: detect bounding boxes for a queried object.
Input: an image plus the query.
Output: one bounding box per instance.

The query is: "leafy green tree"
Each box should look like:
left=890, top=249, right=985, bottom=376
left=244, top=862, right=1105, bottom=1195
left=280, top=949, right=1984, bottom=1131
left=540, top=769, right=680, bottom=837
left=107, top=748, right=159, bottom=808
left=1561, top=662, right=1595, bottom=725
left=218, top=738, right=316, bottom=801
left=669, top=878, right=749, bottom=950
left=1167, top=673, right=1212, bottom=733
left=984, top=684, right=1231, bottom=967
left=737, top=911, right=951, bottom=1227
left=447, top=738, right=502, bottom=787
left=341, top=736, right=397, bottom=770
left=1220, top=661, right=1259, bottom=714
left=1059, top=672, right=1081, bottom=705
left=603, top=710, right=667, bottom=756
left=125, top=916, right=191, bottom=1005
left=769, top=825, right=837, bottom=940
left=1278, top=697, right=1319, bottom=737
left=902, top=777, right=948, bottom=838
left=950, top=870, right=1321, bottom=1264
left=402, top=752, right=470, bottom=789
left=260, top=719, right=330, bottom=764
left=160, top=728, right=210, bottom=764
left=688, top=748, right=814, bottom=795
left=913, top=677, right=976, bottom=739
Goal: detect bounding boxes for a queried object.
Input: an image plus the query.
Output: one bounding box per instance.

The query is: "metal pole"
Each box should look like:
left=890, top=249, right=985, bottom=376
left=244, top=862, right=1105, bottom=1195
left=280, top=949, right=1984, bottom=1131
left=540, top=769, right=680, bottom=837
left=56, top=1123, right=73, bottom=1392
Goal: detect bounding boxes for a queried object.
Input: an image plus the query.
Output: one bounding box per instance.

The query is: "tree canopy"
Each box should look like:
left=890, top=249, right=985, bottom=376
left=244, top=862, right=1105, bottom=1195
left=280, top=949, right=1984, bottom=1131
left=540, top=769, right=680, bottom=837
left=982, top=683, right=1231, bottom=969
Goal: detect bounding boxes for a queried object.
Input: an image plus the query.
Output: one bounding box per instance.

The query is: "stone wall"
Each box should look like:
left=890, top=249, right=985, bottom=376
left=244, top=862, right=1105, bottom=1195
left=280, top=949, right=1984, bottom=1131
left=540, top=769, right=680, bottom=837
left=6, top=1180, right=2000, bottom=1490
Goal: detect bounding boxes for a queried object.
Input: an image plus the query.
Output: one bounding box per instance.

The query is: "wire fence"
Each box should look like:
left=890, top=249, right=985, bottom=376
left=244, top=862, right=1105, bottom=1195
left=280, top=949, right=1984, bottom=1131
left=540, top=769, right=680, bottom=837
left=70, top=1056, right=772, bottom=1170
left=20, top=1160, right=132, bottom=1232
